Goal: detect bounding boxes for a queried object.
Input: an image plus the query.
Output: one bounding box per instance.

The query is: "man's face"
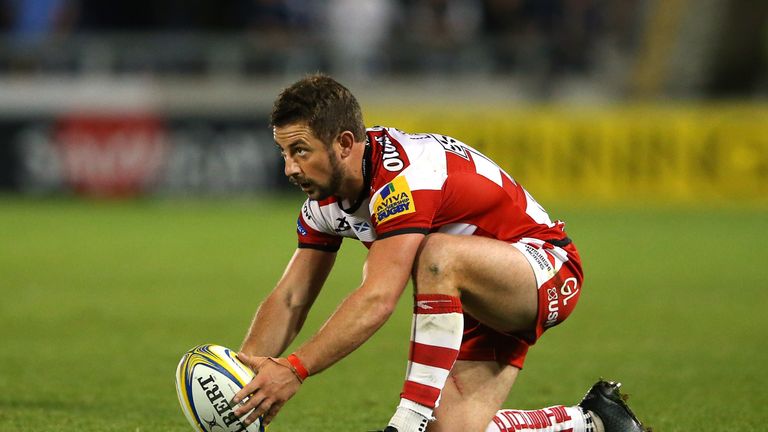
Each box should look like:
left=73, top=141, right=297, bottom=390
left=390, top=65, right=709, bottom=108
left=273, top=123, right=344, bottom=200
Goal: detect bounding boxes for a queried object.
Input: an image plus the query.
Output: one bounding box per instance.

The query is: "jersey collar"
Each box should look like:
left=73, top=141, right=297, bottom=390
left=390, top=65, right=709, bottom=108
left=338, top=139, right=372, bottom=214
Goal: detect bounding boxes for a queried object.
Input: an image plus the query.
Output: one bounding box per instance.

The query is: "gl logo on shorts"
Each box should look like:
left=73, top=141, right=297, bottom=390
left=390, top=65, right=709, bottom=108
left=561, top=277, right=579, bottom=305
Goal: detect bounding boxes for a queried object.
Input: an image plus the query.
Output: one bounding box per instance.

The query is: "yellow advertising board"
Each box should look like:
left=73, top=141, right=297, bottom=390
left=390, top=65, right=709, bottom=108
left=366, top=105, right=768, bottom=204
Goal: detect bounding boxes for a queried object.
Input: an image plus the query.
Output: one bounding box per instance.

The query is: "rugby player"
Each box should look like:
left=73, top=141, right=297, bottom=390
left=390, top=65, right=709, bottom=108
left=231, top=74, right=647, bottom=432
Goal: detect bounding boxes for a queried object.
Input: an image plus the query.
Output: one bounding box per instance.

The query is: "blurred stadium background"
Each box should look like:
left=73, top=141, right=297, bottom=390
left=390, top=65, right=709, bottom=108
left=1, top=1, right=767, bottom=431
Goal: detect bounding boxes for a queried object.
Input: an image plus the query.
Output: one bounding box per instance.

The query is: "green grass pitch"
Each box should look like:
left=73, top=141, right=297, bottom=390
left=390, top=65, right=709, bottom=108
left=1, top=196, right=766, bottom=431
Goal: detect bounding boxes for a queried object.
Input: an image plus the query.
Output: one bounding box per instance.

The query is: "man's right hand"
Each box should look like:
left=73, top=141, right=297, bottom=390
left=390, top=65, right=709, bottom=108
left=232, top=353, right=303, bottom=426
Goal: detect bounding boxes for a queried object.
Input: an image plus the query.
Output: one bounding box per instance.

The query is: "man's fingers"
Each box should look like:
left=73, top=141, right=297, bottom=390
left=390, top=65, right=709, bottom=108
left=230, top=356, right=297, bottom=425
left=232, top=355, right=273, bottom=404
left=236, top=351, right=254, bottom=366
left=233, top=391, right=265, bottom=418
left=243, top=401, right=271, bottom=426
left=263, top=402, right=284, bottom=425
left=232, top=378, right=258, bottom=405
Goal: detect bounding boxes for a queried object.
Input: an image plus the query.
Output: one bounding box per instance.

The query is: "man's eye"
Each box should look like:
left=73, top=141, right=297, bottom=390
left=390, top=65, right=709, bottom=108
left=296, top=149, right=308, bottom=156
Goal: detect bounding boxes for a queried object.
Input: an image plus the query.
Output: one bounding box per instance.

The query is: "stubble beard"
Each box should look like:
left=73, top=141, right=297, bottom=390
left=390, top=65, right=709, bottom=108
left=292, top=151, right=345, bottom=201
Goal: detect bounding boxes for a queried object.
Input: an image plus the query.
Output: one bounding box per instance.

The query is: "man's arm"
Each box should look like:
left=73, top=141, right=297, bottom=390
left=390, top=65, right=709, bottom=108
left=233, top=233, right=425, bottom=425
left=293, top=233, right=425, bottom=374
left=240, top=247, right=336, bottom=357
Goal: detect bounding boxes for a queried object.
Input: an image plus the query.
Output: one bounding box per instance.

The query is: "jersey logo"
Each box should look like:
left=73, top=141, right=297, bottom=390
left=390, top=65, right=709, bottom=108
left=297, top=217, right=308, bottom=236
left=353, top=221, right=371, bottom=233
left=431, top=134, right=469, bottom=160
left=335, top=217, right=351, bottom=232
left=373, top=176, right=415, bottom=225
left=302, top=203, right=312, bottom=221
left=376, top=133, right=405, bottom=172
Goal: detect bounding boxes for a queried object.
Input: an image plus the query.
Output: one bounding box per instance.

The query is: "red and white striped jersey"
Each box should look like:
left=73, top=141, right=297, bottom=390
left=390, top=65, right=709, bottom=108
left=296, top=127, right=569, bottom=251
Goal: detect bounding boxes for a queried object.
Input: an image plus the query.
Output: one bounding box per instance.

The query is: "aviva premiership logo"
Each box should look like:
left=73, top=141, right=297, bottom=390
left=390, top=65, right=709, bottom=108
left=373, top=176, right=415, bottom=225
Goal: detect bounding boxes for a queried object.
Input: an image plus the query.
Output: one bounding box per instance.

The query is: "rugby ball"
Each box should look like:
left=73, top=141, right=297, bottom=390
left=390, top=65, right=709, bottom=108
left=176, top=344, right=266, bottom=432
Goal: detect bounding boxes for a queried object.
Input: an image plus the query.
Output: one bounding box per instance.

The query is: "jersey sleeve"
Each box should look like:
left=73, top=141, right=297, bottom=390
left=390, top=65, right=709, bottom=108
left=369, top=175, right=440, bottom=239
left=296, top=200, right=343, bottom=252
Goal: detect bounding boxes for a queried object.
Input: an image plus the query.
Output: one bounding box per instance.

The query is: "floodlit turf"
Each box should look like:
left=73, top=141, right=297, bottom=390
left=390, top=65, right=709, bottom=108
left=0, top=196, right=765, bottom=431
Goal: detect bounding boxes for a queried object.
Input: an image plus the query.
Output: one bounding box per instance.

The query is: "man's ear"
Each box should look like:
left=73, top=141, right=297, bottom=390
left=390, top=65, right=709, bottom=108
left=337, top=131, right=356, bottom=157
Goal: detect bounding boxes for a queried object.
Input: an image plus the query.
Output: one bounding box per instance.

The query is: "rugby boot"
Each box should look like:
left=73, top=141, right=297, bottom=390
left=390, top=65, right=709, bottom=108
left=373, top=406, right=429, bottom=432
left=371, top=425, right=425, bottom=432
left=371, top=422, right=429, bottom=432
left=579, top=379, right=649, bottom=432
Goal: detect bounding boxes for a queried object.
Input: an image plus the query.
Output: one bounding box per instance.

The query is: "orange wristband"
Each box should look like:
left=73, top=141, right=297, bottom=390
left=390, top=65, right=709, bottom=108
left=286, top=354, right=309, bottom=382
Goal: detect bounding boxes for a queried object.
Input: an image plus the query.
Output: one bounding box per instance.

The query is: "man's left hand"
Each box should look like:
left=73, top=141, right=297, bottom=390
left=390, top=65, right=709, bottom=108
left=232, top=352, right=302, bottom=426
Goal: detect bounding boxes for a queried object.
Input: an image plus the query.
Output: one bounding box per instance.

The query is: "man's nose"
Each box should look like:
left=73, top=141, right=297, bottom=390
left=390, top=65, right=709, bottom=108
left=284, top=156, right=301, bottom=177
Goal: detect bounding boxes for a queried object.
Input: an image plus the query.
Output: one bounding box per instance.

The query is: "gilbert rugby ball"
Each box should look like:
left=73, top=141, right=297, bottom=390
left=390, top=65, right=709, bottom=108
left=176, top=344, right=266, bottom=432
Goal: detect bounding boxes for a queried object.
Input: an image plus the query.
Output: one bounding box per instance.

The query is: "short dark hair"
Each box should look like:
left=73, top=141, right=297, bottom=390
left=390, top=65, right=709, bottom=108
left=270, top=74, right=366, bottom=146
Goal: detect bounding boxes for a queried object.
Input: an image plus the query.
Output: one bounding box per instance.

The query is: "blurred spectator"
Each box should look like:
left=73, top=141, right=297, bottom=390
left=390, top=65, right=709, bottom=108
left=324, top=0, right=395, bottom=79
left=244, top=0, right=315, bottom=32
left=481, top=0, right=603, bottom=76
left=707, top=0, right=768, bottom=96
left=406, top=0, right=482, bottom=45
left=389, top=0, right=482, bottom=74
left=0, top=0, right=77, bottom=73
left=552, top=0, right=602, bottom=74
left=240, top=0, right=322, bottom=75
left=0, top=0, right=763, bottom=100
left=77, top=0, right=161, bottom=31
left=481, top=0, right=530, bottom=72
left=77, top=0, right=246, bottom=31
left=1, top=0, right=76, bottom=44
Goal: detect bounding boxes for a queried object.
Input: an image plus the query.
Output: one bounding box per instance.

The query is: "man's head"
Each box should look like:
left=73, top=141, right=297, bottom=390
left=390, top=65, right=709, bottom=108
left=271, top=74, right=365, bottom=147
left=271, top=75, right=366, bottom=200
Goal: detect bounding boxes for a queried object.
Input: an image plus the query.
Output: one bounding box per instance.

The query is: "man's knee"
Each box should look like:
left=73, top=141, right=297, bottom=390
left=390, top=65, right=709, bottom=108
left=414, top=233, right=461, bottom=292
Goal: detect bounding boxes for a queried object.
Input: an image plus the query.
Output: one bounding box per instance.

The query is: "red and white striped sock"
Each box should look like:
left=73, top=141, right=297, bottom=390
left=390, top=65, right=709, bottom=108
left=389, top=294, right=463, bottom=431
left=486, top=406, right=599, bottom=432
